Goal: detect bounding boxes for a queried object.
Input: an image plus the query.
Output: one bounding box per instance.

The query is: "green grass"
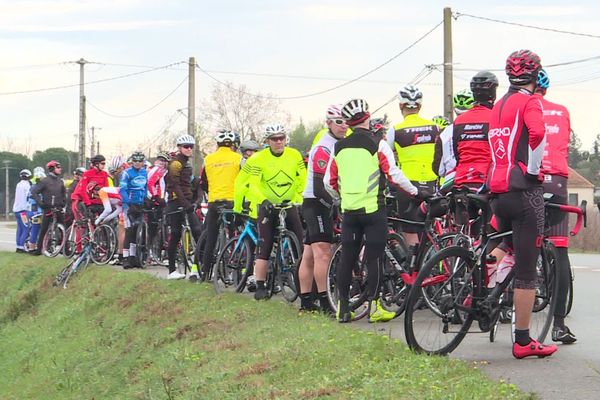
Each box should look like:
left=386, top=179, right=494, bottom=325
left=0, top=252, right=530, bottom=399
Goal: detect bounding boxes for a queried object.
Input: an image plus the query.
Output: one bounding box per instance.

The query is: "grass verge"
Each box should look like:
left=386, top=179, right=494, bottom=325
left=0, top=252, right=530, bottom=399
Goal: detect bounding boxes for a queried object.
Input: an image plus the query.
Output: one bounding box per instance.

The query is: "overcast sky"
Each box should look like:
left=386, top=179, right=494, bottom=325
left=1, top=0, right=599, bottom=161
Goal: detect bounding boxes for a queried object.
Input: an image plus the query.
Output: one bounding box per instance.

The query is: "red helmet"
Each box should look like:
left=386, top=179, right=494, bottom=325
left=86, top=181, right=101, bottom=196
left=505, top=50, right=541, bottom=85
left=46, top=160, right=61, bottom=171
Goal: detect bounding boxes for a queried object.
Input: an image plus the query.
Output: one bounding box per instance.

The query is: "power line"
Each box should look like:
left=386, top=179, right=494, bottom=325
left=87, top=76, right=188, bottom=118
left=195, top=19, right=444, bottom=100
left=455, top=12, right=600, bottom=39
left=0, top=62, right=63, bottom=71
left=371, top=66, right=436, bottom=115
left=0, top=61, right=186, bottom=96
left=453, top=54, right=600, bottom=72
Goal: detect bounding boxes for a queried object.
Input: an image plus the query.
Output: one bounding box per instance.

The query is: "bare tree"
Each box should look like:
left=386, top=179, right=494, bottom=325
left=200, top=82, right=290, bottom=141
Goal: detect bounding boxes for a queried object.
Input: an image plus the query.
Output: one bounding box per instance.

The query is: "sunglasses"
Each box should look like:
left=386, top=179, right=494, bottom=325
left=55, top=165, right=62, bottom=168
left=180, top=144, right=194, bottom=149
left=132, top=159, right=145, bottom=163
left=329, top=119, right=347, bottom=126
left=99, top=161, right=106, bottom=165
left=269, top=135, right=286, bottom=142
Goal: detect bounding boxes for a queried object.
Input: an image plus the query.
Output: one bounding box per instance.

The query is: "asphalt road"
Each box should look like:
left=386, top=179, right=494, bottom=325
left=1, top=221, right=599, bottom=398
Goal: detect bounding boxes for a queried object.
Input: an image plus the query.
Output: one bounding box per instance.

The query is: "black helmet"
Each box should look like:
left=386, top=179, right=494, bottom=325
left=90, top=154, right=106, bottom=165
left=470, top=71, right=499, bottom=103
left=130, top=151, right=146, bottom=162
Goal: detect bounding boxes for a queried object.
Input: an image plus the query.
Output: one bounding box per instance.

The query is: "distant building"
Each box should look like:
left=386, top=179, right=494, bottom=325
left=567, top=167, right=594, bottom=206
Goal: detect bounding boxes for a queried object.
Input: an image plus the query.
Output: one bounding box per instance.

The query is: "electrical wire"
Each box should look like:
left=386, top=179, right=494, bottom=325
left=455, top=12, right=600, bottom=39
left=371, top=66, right=436, bottom=115
left=195, top=20, right=444, bottom=100
left=87, top=76, right=188, bottom=118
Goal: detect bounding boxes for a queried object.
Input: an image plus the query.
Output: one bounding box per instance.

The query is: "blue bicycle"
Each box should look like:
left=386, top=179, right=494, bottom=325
left=53, top=239, right=93, bottom=289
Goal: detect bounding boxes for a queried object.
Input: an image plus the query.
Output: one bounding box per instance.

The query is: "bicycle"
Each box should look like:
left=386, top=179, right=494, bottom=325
left=53, top=234, right=94, bottom=289
left=213, top=216, right=258, bottom=294
left=165, top=207, right=198, bottom=276
left=63, top=216, right=116, bottom=264
left=403, top=193, right=585, bottom=355
left=42, top=207, right=66, bottom=257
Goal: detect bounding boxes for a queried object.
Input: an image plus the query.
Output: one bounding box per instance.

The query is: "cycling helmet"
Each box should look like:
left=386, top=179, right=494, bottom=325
left=215, top=129, right=236, bottom=144
left=506, top=49, right=541, bottom=85
left=398, top=85, right=423, bottom=109
left=46, top=160, right=61, bottom=172
left=176, top=134, right=196, bottom=146
left=325, top=104, right=344, bottom=120
left=20, top=169, right=32, bottom=179
left=341, top=98, right=370, bottom=126
left=470, top=71, right=499, bottom=103
left=537, top=68, right=550, bottom=89
left=130, top=151, right=146, bottom=162
left=233, top=131, right=241, bottom=146
left=156, top=152, right=171, bottom=162
left=108, top=155, right=125, bottom=172
left=263, top=124, right=286, bottom=141
left=453, top=89, right=475, bottom=114
left=90, top=154, right=106, bottom=165
left=432, top=115, right=451, bottom=128
left=74, top=167, right=86, bottom=176
left=369, top=115, right=388, bottom=138
left=86, top=181, right=101, bottom=196
left=33, top=167, right=46, bottom=179
left=239, top=140, right=261, bottom=153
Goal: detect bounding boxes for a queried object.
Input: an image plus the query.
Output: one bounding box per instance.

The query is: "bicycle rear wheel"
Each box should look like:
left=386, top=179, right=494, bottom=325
left=135, top=222, right=148, bottom=268
left=63, top=223, right=78, bottom=258
left=191, top=230, right=205, bottom=278
left=43, top=222, right=66, bottom=257
left=527, top=241, right=559, bottom=343
left=91, top=225, right=116, bottom=264
left=214, top=236, right=253, bottom=294
left=278, top=230, right=302, bottom=303
left=404, top=246, right=474, bottom=355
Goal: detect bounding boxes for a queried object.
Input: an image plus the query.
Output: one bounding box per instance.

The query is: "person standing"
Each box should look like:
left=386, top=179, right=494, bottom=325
left=13, top=169, right=33, bottom=253
left=120, top=151, right=148, bottom=269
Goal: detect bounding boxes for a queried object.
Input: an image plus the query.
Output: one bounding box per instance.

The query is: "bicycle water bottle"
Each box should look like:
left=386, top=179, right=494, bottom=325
left=485, top=254, right=497, bottom=288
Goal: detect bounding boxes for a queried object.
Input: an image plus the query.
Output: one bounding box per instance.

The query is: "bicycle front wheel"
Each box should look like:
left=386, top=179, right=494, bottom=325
left=278, top=230, right=302, bottom=303
left=528, top=241, right=559, bottom=343
left=91, top=225, right=116, bottom=264
left=43, top=222, right=66, bottom=257
left=404, top=245, right=475, bottom=355
left=213, top=236, right=253, bottom=294
left=135, top=222, right=147, bottom=268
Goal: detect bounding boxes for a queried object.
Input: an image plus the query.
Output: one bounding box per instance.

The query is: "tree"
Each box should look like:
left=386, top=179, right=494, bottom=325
left=288, top=120, right=324, bottom=153
left=31, top=147, right=79, bottom=175
left=0, top=151, right=32, bottom=216
left=200, top=82, right=289, bottom=142
left=568, top=129, right=584, bottom=168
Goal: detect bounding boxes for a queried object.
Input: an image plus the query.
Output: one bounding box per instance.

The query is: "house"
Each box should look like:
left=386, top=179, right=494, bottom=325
left=567, top=167, right=594, bottom=206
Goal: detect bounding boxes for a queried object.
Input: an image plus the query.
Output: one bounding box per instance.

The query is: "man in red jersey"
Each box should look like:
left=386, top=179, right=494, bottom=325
left=535, top=68, right=576, bottom=344
left=488, top=50, right=558, bottom=359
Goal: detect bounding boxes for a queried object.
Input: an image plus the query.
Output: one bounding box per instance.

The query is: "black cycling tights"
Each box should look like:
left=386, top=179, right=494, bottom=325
left=337, top=209, right=387, bottom=303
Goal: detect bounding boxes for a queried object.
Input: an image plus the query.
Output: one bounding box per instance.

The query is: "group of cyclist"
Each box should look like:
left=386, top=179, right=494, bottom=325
left=12, top=48, right=576, bottom=359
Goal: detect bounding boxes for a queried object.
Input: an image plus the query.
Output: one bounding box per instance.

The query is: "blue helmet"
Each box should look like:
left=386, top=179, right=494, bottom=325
left=537, top=68, right=550, bottom=89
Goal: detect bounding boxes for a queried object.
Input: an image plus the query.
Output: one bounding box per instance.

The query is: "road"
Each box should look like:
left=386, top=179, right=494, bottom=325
left=1, top=221, right=599, bottom=398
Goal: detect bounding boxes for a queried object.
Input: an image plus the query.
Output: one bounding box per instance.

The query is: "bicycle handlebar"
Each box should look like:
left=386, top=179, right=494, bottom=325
left=545, top=202, right=586, bottom=236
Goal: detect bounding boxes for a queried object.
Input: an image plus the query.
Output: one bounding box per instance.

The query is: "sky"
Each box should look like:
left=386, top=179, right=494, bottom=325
left=1, top=0, right=599, bottom=162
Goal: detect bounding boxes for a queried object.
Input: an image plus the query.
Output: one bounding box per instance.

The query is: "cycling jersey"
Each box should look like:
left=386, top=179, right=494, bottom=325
left=537, top=95, right=570, bottom=178
left=325, top=127, right=417, bottom=214
left=200, top=146, right=242, bottom=202
left=245, top=147, right=306, bottom=205
left=120, top=166, right=148, bottom=206
left=433, top=124, right=456, bottom=178
left=387, top=114, right=440, bottom=182
left=73, top=168, right=111, bottom=206
left=488, top=86, right=546, bottom=193
left=165, top=153, right=194, bottom=208
left=452, top=104, right=493, bottom=186
left=147, top=165, right=167, bottom=199
left=30, top=173, right=66, bottom=209
left=233, top=163, right=257, bottom=218
left=304, top=131, right=339, bottom=207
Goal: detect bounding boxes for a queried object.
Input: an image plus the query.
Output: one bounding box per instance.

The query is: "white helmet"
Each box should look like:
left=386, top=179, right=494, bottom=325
left=398, top=85, right=423, bottom=109
left=239, top=140, right=261, bottom=152
left=215, top=129, right=236, bottom=144
left=33, top=167, right=46, bottom=179
left=20, top=169, right=32, bottom=178
left=341, top=99, right=369, bottom=121
left=176, top=134, right=196, bottom=146
left=109, top=155, right=125, bottom=173
left=325, top=104, right=343, bottom=120
left=263, top=124, right=286, bottom=141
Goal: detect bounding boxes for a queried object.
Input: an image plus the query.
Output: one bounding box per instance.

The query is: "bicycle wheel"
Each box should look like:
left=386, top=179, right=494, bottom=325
left=214, top=236, right=253, bottom=294
left=379, top=233, right=410, bottom=315
left=326, top=242, right=370, bottom=321
left=63, top=223, right=77, bottom=258
left=63, top=251, right=92, bottom=289
left=135, top=222, right=147, bottom=268
left=91, top=225, right=116, bottom=264
left=404, top=246, right=475, bottom=355
left=528, top=241, right=559, bottom=343
left=278, top=230, right=302, bottom=303
left=43, top=222, right=66, bottom=257
left=565, top=266, right=574, bottom=316
left=180, top=227, right=197, bottom=277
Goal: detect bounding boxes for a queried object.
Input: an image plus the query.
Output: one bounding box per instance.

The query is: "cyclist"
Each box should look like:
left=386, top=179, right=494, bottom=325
left=453, top=89, right=475, bottom=116
left=533, top=68, right=576, bottom=344
left=311, top=105, right=353, bottom=148
left=94, top=186, right=122, bottom=226
left=108, top=155, right=127, bottom=186
left=244, top=123, right=306, bottom=300
left=64, top=167, right=86, bottom=226
left=488, top=49, right=557, bottom=358
left=146, top=152, right=169, bottom=262
left=196, top=130, right=242, bottom=282
left=29, top=161, right=66, bottom=256
left=73, top=154, right=111, bottom=220
left=13, top=169, right=33, bottom=253
left=239, top=140, right=261, bottom=167
left=165, top=134, right=203, bottom=280
left=298, top=104, right=347, bottom=313
left=325, top=99, right=420, bottom=323
left=432, top=115, right=450, bottom=130
left=120, top=151, right=148, bottom=269
left=386, top=85, right=439, bottom=246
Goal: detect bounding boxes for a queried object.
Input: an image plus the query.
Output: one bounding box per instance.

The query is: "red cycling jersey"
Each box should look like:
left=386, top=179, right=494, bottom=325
left=452, top=104, right=492, bottom=186
left=72, top=168, right=111, bottom=206
left=488, top=87, right=546, bottom=193
left=537, top=95, right=570, bottom=178
left=147, top=165, right=167, bottom=198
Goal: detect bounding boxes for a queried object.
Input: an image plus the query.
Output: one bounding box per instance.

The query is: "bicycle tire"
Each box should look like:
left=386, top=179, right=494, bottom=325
left=379, top=232, right=410, bottom=315
left=43, top=222, right=66, bottom=257
left=404, top=245, right=475, bottom=355
left=326, top=242, right=370, bottom=321
left=63, top=223, right=78, bottom=258
left=135, top=221, right=147, bottom=268
left=529, top=241, right=559, bottom=343
left=63, top=251, right=91, bottom=289
left=91, top=225, right=116, bottom=264
left=278, top=230, right=302, bottom=303
left=565, top=265, right=574, bottom=316
left=213, top=235, right=253, bottom=294
left=191, top=230, right=205, bottom=278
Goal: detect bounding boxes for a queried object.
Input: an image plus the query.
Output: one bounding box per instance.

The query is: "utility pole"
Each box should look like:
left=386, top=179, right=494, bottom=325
left=73, top=58, right=90, bottom=167
left=443, top=7, right=454, bottom=122
left=188, top=57, right=201, bottom=172
left=90, top=126, right=101, bottom=158
left=96, top=141, right=100, bottom=156
left=2, top=160, right=11, bottom=220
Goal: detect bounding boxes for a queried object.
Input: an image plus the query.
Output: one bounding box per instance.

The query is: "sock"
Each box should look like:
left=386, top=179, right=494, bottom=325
left=123, top=249, right=129, bottom=258
left=118, top=253, right=123, bottom=261
left=515, top=329, right=530, bottom=346
left=190, top=263, right=199, bottom=273
left=129, top=243, right=136, bottom=257
left=256, top=280, right=265, bottom=290
left=317, top=291, right=332, bottom=312
left=554, top=316, right=565, bottom=329
left=300, top=293, right=314, bottom=309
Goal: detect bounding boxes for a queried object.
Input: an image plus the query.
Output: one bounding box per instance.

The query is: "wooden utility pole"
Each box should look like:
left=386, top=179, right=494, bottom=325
left=443, top=8, right=454, bottom=121
left=90, top=126, right=101, bottom=158
left=188, top=57, right=201, bottom=171
left=2, top=160, right=11, bottom=219
left=76, top=58, right=89, bottom=166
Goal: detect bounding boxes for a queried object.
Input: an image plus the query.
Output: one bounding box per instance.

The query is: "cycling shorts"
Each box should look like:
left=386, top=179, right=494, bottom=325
left=542, top=175, right=569, bottom=247
left=395, top=181, right=436, bottom=233
left=490, top=186, right=544, bottom=289
left=302, top=198, right=334, bottom=244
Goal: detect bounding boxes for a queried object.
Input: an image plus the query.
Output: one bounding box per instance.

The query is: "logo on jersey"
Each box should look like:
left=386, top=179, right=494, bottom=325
left=493, top=139, right=506, bottom=159
left=488, top=127, right=511, bottom=138
left=266, top=171, right=293, bottom=198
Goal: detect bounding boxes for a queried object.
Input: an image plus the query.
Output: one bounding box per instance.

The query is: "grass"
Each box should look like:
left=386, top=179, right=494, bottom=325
left=0, top=252, right=531, bottom=400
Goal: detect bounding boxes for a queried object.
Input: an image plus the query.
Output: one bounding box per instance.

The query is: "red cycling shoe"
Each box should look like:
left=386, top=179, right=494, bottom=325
left=512, top=339, right=558, bottom=359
